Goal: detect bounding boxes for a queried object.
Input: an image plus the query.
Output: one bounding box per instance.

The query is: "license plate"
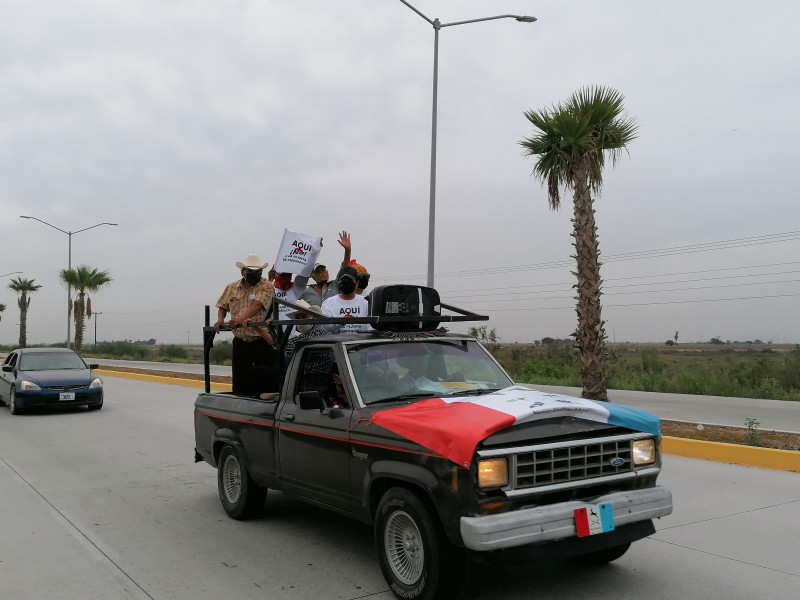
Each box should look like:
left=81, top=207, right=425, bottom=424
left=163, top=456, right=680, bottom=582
left=59, top=392, right=75, bottom=401
left=574, top=503, right=615, bottom=537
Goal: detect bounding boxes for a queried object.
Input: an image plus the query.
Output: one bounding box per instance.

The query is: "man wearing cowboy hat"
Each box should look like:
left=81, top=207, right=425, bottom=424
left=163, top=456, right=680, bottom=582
left=215, top=254, right=276, bottom=396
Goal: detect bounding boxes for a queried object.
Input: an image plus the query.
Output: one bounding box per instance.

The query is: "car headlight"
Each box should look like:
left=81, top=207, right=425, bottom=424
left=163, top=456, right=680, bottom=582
left=477, top=458, right=508, bottom=488
left=89, top=378, right=103, bottom=389
left=633, top=439, right=657, bottom=465
left=20, top=380, right=41, bottom=391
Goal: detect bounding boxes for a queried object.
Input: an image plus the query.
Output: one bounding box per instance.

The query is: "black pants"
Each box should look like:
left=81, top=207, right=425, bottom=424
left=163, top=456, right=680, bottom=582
left=232, top=337, right=277, bottom=397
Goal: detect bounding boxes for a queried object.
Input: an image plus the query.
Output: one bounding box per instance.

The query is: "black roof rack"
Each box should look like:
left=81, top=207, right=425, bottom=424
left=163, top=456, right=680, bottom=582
left=200, top=287, right=488, bottom=393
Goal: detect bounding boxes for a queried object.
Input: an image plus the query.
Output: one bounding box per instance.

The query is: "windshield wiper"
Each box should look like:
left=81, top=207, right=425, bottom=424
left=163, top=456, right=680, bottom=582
left=448, top=387, right=503, bottom=396
left=368, top=392, right=436, bottom=405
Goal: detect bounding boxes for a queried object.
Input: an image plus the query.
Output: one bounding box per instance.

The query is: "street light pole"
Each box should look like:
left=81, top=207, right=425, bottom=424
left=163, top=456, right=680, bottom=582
left=94, top=312, right=103, bottom=346
left=20, top=216, right=118, bottom=348
left=397, top=1, right=536, bottom=287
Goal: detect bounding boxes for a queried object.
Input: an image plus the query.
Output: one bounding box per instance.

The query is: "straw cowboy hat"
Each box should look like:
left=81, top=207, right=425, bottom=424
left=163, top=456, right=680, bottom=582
left=236, top=254, right=268, bottom=270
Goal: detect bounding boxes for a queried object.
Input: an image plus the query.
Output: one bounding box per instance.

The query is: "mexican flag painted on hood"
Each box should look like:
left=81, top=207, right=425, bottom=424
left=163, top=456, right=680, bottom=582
left=369, top=386, right=661, bottom=468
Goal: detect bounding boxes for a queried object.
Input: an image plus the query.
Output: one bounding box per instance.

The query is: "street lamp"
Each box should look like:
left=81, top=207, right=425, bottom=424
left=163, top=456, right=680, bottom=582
left=94, top=312, right=103, bottom=346
left=397, top=1, right=536, bottom=287
left=20, top=216, right=118, bottom=348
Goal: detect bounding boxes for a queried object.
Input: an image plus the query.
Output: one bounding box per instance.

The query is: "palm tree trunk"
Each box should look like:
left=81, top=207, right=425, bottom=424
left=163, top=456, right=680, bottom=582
left=74, top=293, right=86, bottom=352
left=572, top=165, right=609, bottom=401
left=18, top=293, right=28, bottom=348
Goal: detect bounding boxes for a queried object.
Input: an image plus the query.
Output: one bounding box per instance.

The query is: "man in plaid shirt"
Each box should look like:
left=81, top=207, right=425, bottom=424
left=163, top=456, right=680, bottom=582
left=215, top=254, right=276, bottom=396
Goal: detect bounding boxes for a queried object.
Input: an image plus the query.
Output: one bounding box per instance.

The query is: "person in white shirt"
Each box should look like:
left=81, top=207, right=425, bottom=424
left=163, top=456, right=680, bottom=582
left=321, top=266, right=370, bottom=333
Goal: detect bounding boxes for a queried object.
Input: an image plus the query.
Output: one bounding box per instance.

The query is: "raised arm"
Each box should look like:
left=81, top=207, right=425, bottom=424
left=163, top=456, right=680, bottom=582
left=338, top=231, right=351, bottom=267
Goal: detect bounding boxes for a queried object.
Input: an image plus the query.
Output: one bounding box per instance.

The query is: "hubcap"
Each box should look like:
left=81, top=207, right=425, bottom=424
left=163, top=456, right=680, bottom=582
left=384, top=510, right=424, bottom=585
left=221, top=454, right=242, bottom=504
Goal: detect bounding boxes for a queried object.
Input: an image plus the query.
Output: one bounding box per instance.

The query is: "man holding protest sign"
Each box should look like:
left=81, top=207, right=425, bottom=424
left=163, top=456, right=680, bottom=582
left=271, top=229, right=325, bottom=338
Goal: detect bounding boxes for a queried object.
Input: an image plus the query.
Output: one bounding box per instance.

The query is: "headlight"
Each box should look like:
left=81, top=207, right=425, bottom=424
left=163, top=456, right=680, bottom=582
left=20, top=380, right=41, bottom=391
left=477, top=458, right=508, bottom=488
left=633, top=439, right=656, bottom=465
left=89, top=378, right=103, bottom=389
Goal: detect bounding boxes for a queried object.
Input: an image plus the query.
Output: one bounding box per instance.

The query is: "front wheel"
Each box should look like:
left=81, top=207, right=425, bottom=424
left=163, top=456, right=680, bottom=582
left=375, top=487, right=464, bottom=600
left=217, top=445, right=267, bottom=520
left=9, top=387, right=23, bottom=415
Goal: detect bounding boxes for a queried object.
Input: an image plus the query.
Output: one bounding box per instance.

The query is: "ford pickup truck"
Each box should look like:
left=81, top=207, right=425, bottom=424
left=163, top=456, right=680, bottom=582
left=194, top=285, right=673, bottom=600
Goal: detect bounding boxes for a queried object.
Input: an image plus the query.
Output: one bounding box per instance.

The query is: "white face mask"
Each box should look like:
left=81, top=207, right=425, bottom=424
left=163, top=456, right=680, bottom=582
left=297, top=323, right=313, bottom=334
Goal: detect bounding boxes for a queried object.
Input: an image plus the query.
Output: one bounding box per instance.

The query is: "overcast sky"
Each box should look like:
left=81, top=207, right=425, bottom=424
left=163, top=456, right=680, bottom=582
left=2, top=0, right=799, bottom=347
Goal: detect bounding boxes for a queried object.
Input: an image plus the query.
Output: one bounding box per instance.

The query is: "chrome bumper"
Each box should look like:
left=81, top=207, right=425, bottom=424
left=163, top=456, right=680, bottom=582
left=460, top=486, right=673, bottom=551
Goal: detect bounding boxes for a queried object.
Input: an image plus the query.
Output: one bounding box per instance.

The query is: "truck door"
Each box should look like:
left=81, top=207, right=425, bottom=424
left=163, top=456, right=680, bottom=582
left=277, top=346, right=357, bottom=512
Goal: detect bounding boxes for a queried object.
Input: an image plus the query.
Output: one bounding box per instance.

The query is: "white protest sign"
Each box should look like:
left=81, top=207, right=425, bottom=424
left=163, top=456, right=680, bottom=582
left=273, top=229, right=322, bottom=277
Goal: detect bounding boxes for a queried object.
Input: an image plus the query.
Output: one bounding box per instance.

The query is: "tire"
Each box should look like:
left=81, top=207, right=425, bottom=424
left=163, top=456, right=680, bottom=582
left=573, top=543, right=631, bottom=565
left=375, top=487, right=464, bottom=600
left=88, top=397, right=104, bottom=410
left=217, top=445, right=267, bottom=520
left=9, top=387, right=23, bottom=415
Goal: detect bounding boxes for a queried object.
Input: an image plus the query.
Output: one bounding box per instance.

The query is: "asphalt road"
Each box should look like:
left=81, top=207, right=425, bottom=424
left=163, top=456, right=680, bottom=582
left=0, top=375, right=798, bottom=599
left=96, top=359, right=800, bottom=433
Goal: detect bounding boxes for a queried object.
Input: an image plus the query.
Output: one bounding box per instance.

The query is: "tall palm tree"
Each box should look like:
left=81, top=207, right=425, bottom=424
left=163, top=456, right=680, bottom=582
left=8, top=276, right=42, bottom=348
left=0, top=304, right=5, bottom=324
left=59, top=265, right=112, bottom=352
left=520, top=86, right=638, bottom=401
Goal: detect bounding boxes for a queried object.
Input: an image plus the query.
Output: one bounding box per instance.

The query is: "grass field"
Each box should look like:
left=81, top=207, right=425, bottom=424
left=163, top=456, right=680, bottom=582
left=496, top=343, right=800, bottom=402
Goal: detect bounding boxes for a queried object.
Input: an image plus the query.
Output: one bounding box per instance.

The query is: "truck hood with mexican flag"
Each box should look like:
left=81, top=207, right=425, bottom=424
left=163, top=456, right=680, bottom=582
left=368, top=386, right=661, bottom=468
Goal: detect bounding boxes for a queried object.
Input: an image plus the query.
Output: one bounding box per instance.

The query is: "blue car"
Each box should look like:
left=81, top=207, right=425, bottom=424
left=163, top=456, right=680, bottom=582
left=0, top=348, right=103, bottom=415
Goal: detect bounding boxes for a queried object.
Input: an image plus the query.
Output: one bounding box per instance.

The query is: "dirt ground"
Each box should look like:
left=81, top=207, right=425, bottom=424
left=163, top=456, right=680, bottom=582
left=102, top=366, right=800, bottom=451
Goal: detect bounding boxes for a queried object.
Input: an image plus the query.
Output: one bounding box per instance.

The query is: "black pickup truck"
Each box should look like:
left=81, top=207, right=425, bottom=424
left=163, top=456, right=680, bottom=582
left=194, top=285, right=673, bottom=600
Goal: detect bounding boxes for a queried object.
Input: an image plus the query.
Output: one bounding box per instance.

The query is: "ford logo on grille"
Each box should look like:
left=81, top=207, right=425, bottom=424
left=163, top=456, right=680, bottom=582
left=609, top=457, right=626, bottom=467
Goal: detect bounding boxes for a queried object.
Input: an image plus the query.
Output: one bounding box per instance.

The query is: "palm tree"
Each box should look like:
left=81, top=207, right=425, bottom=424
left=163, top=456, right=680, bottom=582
left=8, top=276, right=42, bottom=348
left=0, top=304, right=5, bottom=324
left=520, top=86, right=638, bottom=401
left=59, top=265, right=112, bottom=352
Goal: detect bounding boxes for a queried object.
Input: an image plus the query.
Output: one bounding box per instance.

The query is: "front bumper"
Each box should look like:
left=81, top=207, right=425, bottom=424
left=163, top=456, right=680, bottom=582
left=460, top=486, right=673, bottom=551
left=16, top=388, right=103, bottom=408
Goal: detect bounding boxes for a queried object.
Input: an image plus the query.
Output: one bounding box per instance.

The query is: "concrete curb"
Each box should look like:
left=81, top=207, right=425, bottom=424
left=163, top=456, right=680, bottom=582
left=662, top=436, right=799, bottom=473
left=95, top=369, right=232, bottom=392
left=96, top=369, right=799, bottom=473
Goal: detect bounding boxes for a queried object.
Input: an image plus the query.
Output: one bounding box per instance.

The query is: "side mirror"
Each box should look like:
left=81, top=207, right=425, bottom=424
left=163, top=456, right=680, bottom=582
left=298, top=391, right=325, bottom=411
left=88, top=363, right=100, bottom=370
left=1, top=365, right=12, bottom=372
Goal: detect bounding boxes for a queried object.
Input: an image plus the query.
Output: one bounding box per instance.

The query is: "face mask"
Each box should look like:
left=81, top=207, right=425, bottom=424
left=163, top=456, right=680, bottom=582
left=297, top=323, right=313, bottom=334
left=244, top=272, right=262, bottom=285
left=274, top=273, right=292, bottom=291
left=357, top=275, right=370, bottom=291
left=338, top=279, right=357, bottom=295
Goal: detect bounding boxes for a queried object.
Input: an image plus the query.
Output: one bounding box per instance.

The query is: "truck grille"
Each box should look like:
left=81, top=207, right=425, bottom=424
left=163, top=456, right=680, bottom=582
left=514, top=438, right=634, bottom=489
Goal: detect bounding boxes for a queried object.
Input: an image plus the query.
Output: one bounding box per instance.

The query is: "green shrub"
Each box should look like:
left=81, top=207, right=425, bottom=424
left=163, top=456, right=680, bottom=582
left=209, top=340, right=232, bottom=365
left=159, top=344, right=188, bottom=360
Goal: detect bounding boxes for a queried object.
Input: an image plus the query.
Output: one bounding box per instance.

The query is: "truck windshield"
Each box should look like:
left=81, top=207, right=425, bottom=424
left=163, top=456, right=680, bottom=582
left=346, top=339, right=514, bottom=406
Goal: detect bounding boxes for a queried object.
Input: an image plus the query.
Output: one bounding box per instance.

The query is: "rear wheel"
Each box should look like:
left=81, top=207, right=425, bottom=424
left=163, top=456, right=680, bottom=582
left=574, top=543, right=631, bottom=565
left=9, top=387, right=23, bottom=415
left=217, top=445, right=267, bottom=520
left=375, top=487, right=464, bottom=600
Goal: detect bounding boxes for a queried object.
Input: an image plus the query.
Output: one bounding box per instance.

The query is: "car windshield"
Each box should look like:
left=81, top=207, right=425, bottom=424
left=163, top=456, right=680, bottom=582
left=19, top=352, right=87, bottom=371
left=346, top=339, right=513, bottom=405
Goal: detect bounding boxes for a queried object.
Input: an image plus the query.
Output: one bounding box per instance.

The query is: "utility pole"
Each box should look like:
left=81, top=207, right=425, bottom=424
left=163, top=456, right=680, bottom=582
left=94, top=312, right=103, bottom=346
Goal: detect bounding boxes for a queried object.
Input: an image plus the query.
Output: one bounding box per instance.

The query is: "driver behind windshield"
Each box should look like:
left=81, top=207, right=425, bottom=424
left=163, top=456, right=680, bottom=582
left=395, top=354, right=453, bottom=395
